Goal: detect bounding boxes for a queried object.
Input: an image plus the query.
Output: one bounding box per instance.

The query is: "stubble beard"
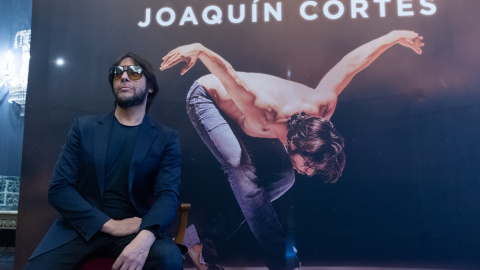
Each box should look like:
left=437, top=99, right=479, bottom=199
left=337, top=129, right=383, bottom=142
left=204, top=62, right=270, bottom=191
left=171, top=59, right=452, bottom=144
left=114, top=85, right=148, bottom=109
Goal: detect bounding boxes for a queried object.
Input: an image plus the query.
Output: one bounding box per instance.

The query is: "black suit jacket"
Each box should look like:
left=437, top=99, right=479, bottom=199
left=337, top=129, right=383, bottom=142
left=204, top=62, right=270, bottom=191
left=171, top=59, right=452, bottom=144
left=31, top=112, right=181, bottom=258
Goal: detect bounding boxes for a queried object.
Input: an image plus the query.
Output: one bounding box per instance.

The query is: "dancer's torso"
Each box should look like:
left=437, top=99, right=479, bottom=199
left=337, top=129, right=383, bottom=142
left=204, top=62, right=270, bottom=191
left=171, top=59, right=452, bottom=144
left=198, top=72, right=337, bottom=143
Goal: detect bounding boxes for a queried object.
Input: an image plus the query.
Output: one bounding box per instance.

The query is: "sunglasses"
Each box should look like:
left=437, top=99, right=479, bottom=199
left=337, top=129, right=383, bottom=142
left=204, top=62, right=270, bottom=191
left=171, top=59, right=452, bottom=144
left=109, top=65, right=143, bottom=81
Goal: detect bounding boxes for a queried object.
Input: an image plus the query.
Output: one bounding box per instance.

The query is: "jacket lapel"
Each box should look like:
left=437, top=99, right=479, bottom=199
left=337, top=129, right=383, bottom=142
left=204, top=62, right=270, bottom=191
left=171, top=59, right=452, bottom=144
left=93, top=112, right=114, bottom=198
left=128, top=114, right=157, bottom=192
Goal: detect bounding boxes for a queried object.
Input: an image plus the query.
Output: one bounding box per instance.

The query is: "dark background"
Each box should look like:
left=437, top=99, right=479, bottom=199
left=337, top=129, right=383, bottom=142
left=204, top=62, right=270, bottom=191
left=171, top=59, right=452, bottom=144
left=16, top=0, right=480, bottom=269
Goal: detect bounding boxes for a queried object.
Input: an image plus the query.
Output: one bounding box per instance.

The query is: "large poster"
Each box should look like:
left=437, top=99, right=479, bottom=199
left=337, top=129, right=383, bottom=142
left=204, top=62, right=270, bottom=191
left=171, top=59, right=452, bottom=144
left=17, top=0, right=480, bottom=269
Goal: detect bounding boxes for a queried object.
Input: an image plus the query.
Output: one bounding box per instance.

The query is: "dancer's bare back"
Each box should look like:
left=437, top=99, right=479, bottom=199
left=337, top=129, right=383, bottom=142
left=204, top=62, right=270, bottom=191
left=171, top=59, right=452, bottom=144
left=198, top=72, right=336, bottom=141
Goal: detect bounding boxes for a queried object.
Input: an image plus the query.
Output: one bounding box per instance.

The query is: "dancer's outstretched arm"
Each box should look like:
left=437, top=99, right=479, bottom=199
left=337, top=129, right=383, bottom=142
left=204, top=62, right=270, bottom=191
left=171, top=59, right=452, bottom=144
left=160, top=43, right=265, bottom=128
left=317, top=30, right=424, bottom=96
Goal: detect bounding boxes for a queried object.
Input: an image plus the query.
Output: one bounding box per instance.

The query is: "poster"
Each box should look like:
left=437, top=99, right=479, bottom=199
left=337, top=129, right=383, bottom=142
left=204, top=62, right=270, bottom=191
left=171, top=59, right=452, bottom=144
left=17, top=0, right=480, bottom=269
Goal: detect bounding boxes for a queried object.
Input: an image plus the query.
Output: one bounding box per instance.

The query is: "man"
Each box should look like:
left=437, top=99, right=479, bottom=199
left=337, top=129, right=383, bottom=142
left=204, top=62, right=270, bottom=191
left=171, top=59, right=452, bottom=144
left=25, top=52, right=183, bottom=270
left=160, top=30, right=424, bottom=269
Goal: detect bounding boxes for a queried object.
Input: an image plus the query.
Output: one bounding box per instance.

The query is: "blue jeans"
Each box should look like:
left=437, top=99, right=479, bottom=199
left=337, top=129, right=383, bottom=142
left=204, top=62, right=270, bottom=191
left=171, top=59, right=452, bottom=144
left=186, top=82, right=296, bottom=269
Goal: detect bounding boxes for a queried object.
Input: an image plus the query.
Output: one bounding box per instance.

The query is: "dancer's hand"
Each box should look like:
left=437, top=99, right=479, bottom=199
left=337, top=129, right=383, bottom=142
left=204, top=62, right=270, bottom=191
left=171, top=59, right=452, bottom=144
left=160, top=43, right=204, bottom=75
left=391, top=30, right=424, bottom=54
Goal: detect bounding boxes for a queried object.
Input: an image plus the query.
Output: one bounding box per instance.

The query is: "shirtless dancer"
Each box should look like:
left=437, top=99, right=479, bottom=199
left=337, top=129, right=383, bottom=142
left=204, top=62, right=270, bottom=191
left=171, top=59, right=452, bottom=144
left=161, top=30, right=424, bottom=269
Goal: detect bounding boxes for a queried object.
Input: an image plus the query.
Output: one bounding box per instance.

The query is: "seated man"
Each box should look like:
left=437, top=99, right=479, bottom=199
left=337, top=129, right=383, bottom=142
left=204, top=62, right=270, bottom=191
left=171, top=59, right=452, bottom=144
left=25, top=52, right=183, bottom=270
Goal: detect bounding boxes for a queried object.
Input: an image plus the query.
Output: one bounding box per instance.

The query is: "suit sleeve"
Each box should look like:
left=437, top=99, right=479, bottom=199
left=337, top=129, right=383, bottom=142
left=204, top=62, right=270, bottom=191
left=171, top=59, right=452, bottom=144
left=48, top=118, right=111, bottom=241
left=139, top=131, right=181, bottom=235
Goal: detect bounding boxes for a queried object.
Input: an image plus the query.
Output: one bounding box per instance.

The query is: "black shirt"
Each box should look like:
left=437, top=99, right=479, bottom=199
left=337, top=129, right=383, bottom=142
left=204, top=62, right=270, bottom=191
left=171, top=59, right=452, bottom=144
left=103, top=117, right=141, bottom=220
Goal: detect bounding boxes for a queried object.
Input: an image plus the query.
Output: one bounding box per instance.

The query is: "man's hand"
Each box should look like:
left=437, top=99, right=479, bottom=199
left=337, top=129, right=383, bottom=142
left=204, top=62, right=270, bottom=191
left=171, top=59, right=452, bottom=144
left=160, top=43, right=204, bottom=75
left=392, top=30, right=425, bottom=55
left=112, top=230, right=156, bottom=270
left=101, top=217, right=142, bottom=237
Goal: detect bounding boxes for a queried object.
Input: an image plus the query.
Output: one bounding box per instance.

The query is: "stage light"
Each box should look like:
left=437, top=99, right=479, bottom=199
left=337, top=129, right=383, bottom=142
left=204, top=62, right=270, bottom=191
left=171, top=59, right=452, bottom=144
left=56, top=58, right=65, bottom=66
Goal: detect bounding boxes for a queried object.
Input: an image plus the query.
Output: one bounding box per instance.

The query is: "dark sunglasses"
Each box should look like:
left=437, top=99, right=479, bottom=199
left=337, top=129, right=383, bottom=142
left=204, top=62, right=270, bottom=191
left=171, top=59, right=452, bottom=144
left=109, top=65, right=143, bottom=81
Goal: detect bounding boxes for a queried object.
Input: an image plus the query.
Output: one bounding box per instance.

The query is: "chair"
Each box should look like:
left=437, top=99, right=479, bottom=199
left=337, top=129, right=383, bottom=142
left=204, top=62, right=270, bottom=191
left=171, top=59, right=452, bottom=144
left=79, top=203, right=191, bottom=270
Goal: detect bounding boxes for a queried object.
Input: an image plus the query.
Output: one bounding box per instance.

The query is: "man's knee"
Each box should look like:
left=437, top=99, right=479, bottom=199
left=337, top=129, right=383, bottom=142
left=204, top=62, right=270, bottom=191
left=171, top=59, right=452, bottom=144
left=24, top=258, right=44, bottom=270
left=24, top=251, right=81, bottom=270
left=145, top=239, right=183, bottom=270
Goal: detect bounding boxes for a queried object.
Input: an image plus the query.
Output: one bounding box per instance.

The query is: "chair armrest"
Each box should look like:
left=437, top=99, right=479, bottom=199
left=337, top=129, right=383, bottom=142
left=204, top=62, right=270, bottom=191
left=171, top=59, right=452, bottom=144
left=175, top=203, right=191, bottom=244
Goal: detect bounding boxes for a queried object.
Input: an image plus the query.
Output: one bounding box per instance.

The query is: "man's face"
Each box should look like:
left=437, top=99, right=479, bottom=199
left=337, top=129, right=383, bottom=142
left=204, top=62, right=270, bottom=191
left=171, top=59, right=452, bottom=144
left=290, top=153, right=316, bottom=177
left=112, top=57, right=152, bottom=109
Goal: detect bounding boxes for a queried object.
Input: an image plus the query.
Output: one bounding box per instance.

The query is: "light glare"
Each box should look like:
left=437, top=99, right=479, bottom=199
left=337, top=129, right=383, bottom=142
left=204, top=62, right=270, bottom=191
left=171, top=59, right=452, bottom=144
left=56, top=58, right=65, bottom=66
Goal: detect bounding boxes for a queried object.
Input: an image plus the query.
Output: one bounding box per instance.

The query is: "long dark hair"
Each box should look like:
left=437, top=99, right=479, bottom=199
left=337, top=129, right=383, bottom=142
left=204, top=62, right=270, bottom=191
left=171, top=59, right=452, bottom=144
left=286, top=112, right=345, bottom=183
left=109, top=52, right=159, bottom=112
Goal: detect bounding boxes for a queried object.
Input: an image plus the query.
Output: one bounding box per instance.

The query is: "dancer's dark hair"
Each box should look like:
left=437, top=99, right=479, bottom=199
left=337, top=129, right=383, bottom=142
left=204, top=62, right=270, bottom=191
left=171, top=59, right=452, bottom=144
left=286, top=112, right=345, bottom=183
